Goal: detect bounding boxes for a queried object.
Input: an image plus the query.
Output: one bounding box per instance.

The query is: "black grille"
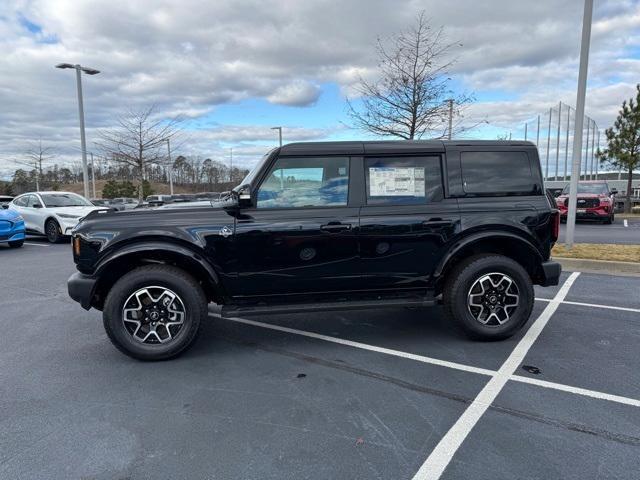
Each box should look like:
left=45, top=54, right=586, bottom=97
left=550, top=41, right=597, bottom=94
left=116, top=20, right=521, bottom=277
left=565, top=198, right=599, bottom=208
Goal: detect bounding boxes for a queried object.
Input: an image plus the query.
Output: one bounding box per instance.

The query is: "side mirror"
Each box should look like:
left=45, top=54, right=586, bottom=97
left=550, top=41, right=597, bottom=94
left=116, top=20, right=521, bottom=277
left=33, top=203, right=42, bottom=208
left=1, top=204, right=8, bottom=209
left=610, top=188, right=618, bottom=195
left=237, top=186, right=253, bottom=208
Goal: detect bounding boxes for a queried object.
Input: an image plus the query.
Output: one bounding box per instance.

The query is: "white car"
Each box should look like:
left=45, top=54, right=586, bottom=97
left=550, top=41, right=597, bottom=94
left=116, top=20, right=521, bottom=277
left=10, top=191, right=109, bottom=243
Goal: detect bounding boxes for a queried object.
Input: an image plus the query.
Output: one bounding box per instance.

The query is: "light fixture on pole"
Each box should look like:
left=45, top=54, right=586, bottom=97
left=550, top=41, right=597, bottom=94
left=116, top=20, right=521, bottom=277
left=55, top=63, right=100, bottom=200
left=566, top=0, right=594, bottom=249
left=271, top=126, right=283, bottom=147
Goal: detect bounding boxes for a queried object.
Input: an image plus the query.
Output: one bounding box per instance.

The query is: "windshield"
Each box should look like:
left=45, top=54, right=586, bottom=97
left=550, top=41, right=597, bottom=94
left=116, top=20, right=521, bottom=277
left=235, top=149, right=276, bottom=192
left=40, top=193, right=93, bottom=207
left=561, top=183, right=608, bottom=195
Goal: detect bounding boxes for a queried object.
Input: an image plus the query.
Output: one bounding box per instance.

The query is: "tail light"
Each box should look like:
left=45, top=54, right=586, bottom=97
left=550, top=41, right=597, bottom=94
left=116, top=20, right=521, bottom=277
left=551, top=211, right=560, bottom=242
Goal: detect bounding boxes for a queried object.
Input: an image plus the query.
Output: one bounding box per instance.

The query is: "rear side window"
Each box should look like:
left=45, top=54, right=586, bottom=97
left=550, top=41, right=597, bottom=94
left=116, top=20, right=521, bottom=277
left=365, top=156, right=443, bottom=205
left=461, top=151, right=538, bottom=195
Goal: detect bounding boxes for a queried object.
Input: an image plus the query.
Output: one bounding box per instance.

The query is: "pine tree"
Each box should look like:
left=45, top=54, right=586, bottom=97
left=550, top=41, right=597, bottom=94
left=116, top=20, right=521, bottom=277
left=598, top=84, right=640, bottom=213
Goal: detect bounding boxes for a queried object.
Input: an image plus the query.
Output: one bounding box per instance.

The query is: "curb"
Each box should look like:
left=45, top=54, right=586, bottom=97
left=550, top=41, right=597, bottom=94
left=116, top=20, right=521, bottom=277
left=556, top=257, right=640, bottom=277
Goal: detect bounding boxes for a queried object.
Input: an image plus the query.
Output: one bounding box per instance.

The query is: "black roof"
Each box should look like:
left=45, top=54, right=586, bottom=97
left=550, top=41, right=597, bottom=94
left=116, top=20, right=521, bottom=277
left=279, top=140, right=536, bottom=155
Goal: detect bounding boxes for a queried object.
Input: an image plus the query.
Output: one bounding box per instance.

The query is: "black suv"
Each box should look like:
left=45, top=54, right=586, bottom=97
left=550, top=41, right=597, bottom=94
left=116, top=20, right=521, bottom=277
left=68, top=141, right=561, bottom=360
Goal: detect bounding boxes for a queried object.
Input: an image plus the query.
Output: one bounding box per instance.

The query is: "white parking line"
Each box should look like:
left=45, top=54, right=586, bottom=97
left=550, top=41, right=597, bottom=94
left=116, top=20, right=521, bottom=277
left=510, top=375, right=640, bottom=408
left=536, top=297, right=640, bottom=314
left=24, top=242, right=49, bottom=247
left=411, top=272, right=580, bottom=480
left=624, top=219, right=628, bottom=227
left=213, top=315, right=496, bottom=377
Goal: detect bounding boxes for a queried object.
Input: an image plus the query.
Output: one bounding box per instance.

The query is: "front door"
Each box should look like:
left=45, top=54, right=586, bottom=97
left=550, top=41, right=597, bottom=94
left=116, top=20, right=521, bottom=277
left=358, top=155, right=460, bottom=291
left=230, top=155, right=360, bottom=299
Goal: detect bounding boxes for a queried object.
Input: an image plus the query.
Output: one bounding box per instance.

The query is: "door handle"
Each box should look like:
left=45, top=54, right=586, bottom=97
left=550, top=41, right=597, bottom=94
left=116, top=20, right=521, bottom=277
left=422, top=218, right=453, bottom=227
left=320, top=222, right=352, bottom=233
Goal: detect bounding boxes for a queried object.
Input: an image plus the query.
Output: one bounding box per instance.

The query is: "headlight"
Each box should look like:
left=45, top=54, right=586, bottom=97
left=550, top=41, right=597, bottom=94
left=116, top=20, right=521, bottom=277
left=58, top=213, right=81, bottom=219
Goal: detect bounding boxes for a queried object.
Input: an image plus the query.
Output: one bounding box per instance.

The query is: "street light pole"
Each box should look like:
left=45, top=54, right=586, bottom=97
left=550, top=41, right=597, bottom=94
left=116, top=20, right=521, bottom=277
left=447, top=99, right=454, bottom=140
left=90, top=152, right=96, bottom=198
left=165, top=138, right=174, bottom=195
left=55, top=63, right=100, bottom=200
left=566, top=0, right=594, bottom=249
left=271, top=126, right=283, bottom=147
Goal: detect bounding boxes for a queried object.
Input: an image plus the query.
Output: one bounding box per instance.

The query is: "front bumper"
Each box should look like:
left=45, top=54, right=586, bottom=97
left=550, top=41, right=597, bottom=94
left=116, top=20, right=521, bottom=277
left=558, top=206, right=612, bottom=219
left=539, top=260, right=562, bottom=287
left=68, top=272, right=98, bottom=310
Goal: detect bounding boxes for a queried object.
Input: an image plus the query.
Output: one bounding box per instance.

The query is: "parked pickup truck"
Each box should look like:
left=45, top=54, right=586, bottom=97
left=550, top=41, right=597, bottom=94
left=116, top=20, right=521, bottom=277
left=68, top=140, right=561, bottom=360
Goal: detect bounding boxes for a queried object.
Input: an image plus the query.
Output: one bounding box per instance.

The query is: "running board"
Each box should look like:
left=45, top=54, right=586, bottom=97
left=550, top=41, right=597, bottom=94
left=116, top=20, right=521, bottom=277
left=221, top=297, right=436, bottom=317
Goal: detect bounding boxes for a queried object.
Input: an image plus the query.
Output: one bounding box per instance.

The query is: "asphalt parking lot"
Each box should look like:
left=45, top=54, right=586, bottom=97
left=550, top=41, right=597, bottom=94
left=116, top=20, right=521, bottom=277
left=558, top=216, right=640, bottom=244
left=1, top=239, right=639, bottom=479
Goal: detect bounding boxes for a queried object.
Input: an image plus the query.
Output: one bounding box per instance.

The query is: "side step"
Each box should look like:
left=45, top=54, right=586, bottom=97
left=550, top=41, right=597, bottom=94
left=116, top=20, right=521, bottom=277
left=221, top=297, right=436, bottom=318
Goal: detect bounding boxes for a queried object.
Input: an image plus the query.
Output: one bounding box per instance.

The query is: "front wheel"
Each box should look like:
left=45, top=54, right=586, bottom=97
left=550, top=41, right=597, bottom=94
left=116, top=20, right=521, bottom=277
left=443, top=254, right=534, bottom=341
left=45, top=219, right=62, bottom=243
left=103, top=265, right=208, bottom=360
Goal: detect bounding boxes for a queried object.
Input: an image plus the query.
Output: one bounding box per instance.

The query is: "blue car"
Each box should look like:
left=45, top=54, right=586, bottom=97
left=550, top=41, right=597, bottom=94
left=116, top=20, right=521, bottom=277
left=0, top=207, right=25, bottom=248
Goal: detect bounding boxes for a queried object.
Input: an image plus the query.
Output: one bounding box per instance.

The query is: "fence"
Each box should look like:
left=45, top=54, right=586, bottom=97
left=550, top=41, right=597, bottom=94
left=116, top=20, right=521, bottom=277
left=508, top=102, right=601, bottom=181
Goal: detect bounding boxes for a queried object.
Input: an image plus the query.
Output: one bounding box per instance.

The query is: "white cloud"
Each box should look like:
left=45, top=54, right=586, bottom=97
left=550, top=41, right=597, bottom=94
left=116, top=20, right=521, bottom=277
left=0, top=0, right=639, bottom=178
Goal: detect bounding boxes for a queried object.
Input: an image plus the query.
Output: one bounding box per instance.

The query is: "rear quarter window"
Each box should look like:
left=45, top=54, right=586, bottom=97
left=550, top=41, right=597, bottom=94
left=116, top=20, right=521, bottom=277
left=461, top=151, right=539, bottom=195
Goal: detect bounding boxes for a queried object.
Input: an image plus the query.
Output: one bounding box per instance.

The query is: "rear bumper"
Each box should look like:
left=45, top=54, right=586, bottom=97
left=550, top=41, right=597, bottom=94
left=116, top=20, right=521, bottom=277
left=539, top=260, right=562, bottom=287
left=67, top=272, right=98, bottom=310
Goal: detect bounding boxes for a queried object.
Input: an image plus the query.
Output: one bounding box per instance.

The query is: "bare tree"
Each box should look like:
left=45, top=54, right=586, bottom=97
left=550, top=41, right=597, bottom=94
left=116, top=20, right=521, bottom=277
left=15, top=140, right=55, bottom=191
left=97, top=106, right=182, bottom=201
left=347, top=12, right=473, bottom=140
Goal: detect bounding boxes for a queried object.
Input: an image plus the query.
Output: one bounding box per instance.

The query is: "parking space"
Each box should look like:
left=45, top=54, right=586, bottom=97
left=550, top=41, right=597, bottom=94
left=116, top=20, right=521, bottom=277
left=1, top=248, right=639, bottom=479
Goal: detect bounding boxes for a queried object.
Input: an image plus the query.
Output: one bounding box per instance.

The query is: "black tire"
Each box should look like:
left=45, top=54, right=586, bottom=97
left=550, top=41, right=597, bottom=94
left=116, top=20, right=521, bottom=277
left=443, top=254, right=534, bottom=341
left=8, top=240, right=24, bottom=248
left=604, top=214, right=614, bottom=225
left=103, top=265, right=207, bottom=361
left=45, top=219, right=62, bottom=243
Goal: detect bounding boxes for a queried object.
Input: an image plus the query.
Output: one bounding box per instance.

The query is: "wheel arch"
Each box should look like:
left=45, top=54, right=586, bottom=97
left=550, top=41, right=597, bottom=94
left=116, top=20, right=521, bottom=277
left=435, top=232, right=544, bottom=295
left=91, top=241, right=224, bottom=310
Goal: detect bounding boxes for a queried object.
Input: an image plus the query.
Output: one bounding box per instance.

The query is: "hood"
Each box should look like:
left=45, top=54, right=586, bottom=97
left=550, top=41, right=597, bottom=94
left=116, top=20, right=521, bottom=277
left=51, top=206, right=109, bottom=218
left=0, top=207, right=22, bottom=220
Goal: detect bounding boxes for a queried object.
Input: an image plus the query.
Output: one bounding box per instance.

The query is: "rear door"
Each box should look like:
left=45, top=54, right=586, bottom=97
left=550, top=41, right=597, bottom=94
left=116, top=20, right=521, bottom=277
left=230, top=154, right=360, bottom=298
left=358, top=154, right=460, bottom=291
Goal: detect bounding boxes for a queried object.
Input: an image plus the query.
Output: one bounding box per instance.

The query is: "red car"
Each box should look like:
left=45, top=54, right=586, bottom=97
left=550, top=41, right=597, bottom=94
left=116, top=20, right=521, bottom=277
left=556, top=181, right=615, bottom=224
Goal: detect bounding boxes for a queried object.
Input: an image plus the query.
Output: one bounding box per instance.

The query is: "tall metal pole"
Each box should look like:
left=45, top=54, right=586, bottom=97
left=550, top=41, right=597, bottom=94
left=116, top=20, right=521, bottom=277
left=271, top=126, right=283, bottom=147
left=566, top=0, right=593, bottom=249
left=583, top=116, right=590, bottom=180
left=536, top=115, right=540, bottom=147
left=166, top=138, right=174, bottom=195
left=75, top=66, right=90, bottom=199
left=590, top=120, right=596, bottom=180
left=90, top=152, right=96, bottom=198
left=564, top=105, right=571, bottom=180
left=229, top=148, right=233, bottom=182
left=447, top=99, right=454, bottom=140
left=524, top=123, right=528, bottom=141
left=595, top=129, right=600, bottom=180
left=545, top=107, right=552, bottom=180
left=555, top=102, right=562, bottom=180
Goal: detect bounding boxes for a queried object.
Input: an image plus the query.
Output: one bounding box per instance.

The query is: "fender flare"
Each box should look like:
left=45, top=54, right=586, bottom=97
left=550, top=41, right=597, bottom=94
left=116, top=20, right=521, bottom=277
left=95, top=240, right=223, bottom=295
left=434, top=231, right=543, bottom=278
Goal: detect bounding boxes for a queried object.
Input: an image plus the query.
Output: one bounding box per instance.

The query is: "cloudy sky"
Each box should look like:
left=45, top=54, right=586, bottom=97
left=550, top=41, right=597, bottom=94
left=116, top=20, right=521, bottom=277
left=1, top=0, right=639, bottom=177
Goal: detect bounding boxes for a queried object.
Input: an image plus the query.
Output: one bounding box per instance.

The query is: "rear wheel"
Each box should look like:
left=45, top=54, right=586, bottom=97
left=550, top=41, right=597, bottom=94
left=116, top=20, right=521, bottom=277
left=443, top=254, right=534, bottom=341
left=8, top=240, right=23, bottom=248
left=45, top=219, right=62, bottom=243
left=103, top=265, right=207, bottom=361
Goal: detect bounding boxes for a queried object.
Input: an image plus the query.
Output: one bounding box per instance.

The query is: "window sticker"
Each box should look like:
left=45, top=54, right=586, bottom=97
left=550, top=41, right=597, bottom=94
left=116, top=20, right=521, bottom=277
left=369, top=167, right=425, bottom=197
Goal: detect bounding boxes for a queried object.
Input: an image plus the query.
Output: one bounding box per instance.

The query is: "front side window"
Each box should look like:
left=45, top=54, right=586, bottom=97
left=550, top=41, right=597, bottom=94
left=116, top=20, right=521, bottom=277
left=257, top=156, right=349, bottom=208
left=461, top=151, right=537, bottom=195
left=365, top=156, right=443, bottom=205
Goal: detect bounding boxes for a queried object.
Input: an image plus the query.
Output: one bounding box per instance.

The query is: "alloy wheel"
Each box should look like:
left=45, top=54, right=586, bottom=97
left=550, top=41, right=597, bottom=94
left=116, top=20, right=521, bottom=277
left=467, top=272, right=520, bottom=326
left=122, top=286, right=186, bottom=344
